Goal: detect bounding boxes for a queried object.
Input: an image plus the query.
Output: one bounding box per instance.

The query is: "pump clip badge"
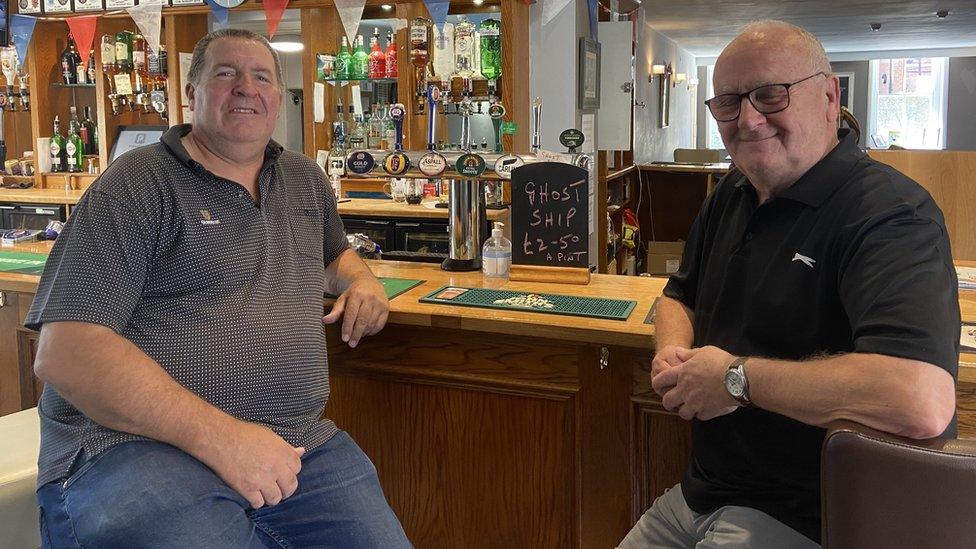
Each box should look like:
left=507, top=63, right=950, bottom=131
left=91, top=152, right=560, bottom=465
left=419, top=151, right=448, bottom=177
left=493, top=154, right=524, bottom=180
left=383, top=152, right=411, bottom=176
left=488, top=102, right=506, bottom=120
left=346, top=151, right=376, bottom=175
left=456, top=153, right=487, bottom=178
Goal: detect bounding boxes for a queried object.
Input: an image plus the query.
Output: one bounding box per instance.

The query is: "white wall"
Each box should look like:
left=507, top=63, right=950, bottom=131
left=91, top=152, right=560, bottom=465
left=633, top=22, right=697, bottom=162
left=272, top=49, right=304, bottom=151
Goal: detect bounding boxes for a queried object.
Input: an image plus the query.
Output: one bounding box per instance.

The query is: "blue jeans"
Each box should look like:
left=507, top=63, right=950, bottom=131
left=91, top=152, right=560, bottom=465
left=37, top=430, right=411, bottom=548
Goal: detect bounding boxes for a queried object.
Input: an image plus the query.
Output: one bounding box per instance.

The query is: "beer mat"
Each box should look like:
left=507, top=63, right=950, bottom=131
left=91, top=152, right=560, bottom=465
left=962, top=323, right=976, bottom=353
left=325, top=278, right=425, bottom=301
left=0, top=251, right=48, bottom=275
left=419, top=286, right=636, bottom=321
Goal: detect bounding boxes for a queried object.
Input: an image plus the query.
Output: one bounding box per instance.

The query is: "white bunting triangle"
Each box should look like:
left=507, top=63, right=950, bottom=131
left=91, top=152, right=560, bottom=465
left=335, top=0, right=367, bottom=46
left=541, top=0, right=574, bottom=27
left=127, top=3, right=163, bottom=54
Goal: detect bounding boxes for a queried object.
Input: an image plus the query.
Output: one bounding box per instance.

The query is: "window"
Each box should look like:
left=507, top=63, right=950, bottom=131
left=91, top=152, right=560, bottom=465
left=867, top=57, right=947, bottom=149
left=705, top=65, right=724, bottom=149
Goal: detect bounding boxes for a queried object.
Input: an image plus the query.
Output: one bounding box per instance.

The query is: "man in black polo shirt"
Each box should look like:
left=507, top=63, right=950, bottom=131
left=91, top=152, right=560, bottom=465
left=619, top=20, right=959, bottom=548
left=28, top=29, right=410, bottom=547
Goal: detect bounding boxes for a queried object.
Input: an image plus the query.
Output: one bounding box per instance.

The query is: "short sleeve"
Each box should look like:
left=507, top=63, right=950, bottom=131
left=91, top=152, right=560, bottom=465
left=25, top=190, right=155, bottom=334
left=839, top=211, right=960, bottom=375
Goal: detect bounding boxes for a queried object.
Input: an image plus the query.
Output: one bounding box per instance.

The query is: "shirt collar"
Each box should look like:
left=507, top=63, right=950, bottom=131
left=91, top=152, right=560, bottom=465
left=161, top=123, right=284, bottom=176
left=734, top=129, right=864, bottom=207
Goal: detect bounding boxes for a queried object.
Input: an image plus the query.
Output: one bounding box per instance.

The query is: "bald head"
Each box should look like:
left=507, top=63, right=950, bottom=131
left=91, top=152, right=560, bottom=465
left=719, top=20, right=831, bottom=79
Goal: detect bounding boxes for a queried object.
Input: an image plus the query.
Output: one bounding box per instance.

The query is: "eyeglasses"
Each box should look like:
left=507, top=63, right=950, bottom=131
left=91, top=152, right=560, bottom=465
left=705, top=72, right=827, bottom=122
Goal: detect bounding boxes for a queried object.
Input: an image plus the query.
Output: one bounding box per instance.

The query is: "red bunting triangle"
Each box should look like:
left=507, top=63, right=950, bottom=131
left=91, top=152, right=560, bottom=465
left=262, top=0, right=291, bottom=39
left=66, top=14, right=100, bottom=67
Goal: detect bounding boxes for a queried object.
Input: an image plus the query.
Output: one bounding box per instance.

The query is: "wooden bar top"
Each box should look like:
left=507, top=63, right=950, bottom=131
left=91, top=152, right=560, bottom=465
left=338, top=198, right=508, bottom=221
left=639, top=162, right=731, bottom=174
left=0, top=188, right=86, bottom=205
left=605, top=165, right=638, bottom=182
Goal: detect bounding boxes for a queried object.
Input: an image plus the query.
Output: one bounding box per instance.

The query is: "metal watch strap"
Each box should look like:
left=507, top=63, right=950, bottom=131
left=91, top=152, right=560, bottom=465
left=726, top=356, right=753, bottom=407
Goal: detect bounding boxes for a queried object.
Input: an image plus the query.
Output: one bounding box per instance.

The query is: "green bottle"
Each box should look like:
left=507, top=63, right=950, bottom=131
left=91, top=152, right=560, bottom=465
left=66, top=109, right=84, bottom=173
left=336, top=36, right=353, bottom=80
left=352, top=35, right=369, bottom=80
left=50, top=116, right=67, bottom=173
left=115, top=30, right=133, bottom=73
left=479, top=18, right=502, bottom=82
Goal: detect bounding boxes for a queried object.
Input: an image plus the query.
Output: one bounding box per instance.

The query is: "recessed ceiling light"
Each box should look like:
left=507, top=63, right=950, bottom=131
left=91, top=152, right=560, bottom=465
left=473, top=0, right=485, bottom=5
left=936, top=9, right=949, bottom=18
left=270, top=41, right=304, bottom=53
left=870, top=22, right=882, bottom=31
left=380, top=3, right=393, bottom=10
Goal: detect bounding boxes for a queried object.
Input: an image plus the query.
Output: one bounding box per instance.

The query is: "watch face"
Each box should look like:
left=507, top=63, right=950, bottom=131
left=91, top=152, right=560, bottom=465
left=725, top=370, right=745, bottom=398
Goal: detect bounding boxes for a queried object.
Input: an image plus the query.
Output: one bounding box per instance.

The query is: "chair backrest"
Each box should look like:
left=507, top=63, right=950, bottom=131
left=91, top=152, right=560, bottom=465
left=673, top=148, right=726, bottom=163
left=821, top=421, right=976, bottom=549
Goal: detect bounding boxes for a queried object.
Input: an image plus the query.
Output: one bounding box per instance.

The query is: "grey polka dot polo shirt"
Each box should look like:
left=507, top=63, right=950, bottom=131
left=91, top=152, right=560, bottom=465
left=26, top=124, right=350, bottom=487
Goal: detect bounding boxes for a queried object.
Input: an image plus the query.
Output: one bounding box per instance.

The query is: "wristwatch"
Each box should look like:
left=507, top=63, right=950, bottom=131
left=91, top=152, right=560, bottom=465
left=724, top=357, right=752, bottom=407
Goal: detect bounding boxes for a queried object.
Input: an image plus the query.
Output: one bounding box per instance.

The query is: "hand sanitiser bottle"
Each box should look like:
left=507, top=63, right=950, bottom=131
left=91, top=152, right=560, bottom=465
left=482, top=222, right=512, bottom=278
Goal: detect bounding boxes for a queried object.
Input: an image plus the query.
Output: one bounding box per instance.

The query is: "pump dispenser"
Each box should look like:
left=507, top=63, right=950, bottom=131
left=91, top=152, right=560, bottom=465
left=482, top=222, right=512, bottom=278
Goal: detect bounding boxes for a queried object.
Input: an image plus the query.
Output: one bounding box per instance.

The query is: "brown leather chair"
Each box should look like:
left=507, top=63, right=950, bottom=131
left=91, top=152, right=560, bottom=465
left=821, top=421, right=976, bottom=549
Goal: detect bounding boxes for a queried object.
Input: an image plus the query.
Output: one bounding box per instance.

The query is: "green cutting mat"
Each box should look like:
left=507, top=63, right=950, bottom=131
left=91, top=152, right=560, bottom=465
left=0, top=251, right=48, bottom=275
left=326, top=278, right=425, bottom=300
left=420, top=286, right=636, bottom=321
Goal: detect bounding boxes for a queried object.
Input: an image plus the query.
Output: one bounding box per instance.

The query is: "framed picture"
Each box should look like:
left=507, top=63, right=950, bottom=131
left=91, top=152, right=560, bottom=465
left=836, top=72, right=855, bottom=111
left=578, top=37, right=601, bottom=111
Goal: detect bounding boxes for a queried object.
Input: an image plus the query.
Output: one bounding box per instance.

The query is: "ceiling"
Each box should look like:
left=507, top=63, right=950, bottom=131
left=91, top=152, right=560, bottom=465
left=640, top=0, right=976, bottom=57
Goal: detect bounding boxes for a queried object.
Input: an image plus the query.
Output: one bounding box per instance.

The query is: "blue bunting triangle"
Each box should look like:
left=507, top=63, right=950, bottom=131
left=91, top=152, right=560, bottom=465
left=424, top=0, right=451, bottom=32
left=11, top=15, right=38, bottom=65
left=204, top=0, right=230, bottom=26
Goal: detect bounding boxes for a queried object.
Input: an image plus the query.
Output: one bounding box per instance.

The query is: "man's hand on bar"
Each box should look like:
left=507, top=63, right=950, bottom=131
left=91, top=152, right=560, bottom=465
left=322, top=276, right=389, bottom=348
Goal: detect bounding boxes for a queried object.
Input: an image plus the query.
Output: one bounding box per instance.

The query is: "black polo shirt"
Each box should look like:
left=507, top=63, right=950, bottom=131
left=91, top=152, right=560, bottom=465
left=26, top=124, right=349, bottom=487
left=663, top=129, right=960, bottom=542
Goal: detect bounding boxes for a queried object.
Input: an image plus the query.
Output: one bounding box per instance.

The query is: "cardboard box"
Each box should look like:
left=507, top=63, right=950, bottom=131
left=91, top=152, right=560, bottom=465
left=645, top=240, right=684, bottom=276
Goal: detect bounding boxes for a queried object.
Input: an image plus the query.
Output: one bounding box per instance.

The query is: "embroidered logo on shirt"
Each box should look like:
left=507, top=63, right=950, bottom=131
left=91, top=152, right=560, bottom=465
left=199, top=210, right=221, bottom=225
left=791, top=252, right=816, bottom=268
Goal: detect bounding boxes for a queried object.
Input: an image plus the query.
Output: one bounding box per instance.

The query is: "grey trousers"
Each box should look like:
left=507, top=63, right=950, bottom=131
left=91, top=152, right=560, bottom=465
left=617, top=484, right=820, bottom=549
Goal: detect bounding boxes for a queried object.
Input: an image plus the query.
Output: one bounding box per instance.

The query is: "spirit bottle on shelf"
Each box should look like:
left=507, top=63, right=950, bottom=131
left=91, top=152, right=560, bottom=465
left=368, top=104, right=383, bottom=148
left=87, top=49, right=96, bottom=84
left=479, top=18, right=502, bottom=89
left=368, top=28, right=386, bottom=79
left=352, top=35, right=369, bottom=80
left=385, top=32, right=398, bottom=79
left=61, top=34, right=80, bottom=85
left=335, top=36, right=352, bottom=80
left=432, top=22, right=455, bottom=86
left=410, top=16, right=432, bottom=110
left=17, top=70, right=29, bottom=111
left=50, top=116, right=67, bottom=173
left=132, top=33, right=147, bottom=75
left=1, top=48, right=17, bottom=110
left=101, top=34, right=121, bottom=115
left=82, top=106, right=98, bottom=155
left=66, top=108, right=84, bottom=173
left=147, top=45, right=169, bottom=117
left=453, top=16, right=476, bottom=79
left=115, top=30, right=133, bottom=73
left=74, top=43, right=87, bottom=85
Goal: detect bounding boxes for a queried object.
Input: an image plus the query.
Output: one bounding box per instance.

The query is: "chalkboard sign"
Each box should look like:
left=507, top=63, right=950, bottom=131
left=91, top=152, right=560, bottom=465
left=511, top=162, right=589, bottom=268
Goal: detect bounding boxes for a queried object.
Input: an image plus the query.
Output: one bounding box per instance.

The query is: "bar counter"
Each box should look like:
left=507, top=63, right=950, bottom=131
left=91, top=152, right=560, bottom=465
left=2, top=245, right=975, bottom=547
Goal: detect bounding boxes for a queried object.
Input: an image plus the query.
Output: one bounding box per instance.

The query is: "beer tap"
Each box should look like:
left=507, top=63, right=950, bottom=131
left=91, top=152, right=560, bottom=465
left=419, top=85, right=447, bottom=179
left=531, top=96, right=543, bottom=154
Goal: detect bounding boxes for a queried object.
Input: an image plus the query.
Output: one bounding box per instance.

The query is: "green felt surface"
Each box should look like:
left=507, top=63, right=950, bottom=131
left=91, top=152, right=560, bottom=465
left=0, top=251, right=48, bottom=275
left=419, top=286, right=636, bottom=321
left=326, top=278, right=425, bottom=300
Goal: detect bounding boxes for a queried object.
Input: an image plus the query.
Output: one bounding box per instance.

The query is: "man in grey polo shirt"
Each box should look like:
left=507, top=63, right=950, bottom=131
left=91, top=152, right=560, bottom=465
left=28, top=29, right=410, bottom=548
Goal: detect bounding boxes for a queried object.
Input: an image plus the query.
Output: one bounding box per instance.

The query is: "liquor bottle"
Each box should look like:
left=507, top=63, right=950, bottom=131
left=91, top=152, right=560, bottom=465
left=432, top=22, right=455, bottom=84
left=66, top=109, right=84, bottom=173
left=368, top=28, right=386, bottom=79
left=352, top=35, right=369, bottom=80
left=348, top=113, right=367, bottom=149
left=368, top=104, right=383, bottom=148
left=87, top=49, right=97, bottom=84
left=132, top=33, right=148, bottom=76
left=410, top=17, right=431, bottom=70
left=336, top=36, right=352, bottom=80
left=61, top=35, right=80, bottom=85
left=50, top=116, right=67, bottom=173
left=115, top=30, right=133, bottom=73
left=1, top=48, right=17, bottom=109
left=453, top=16, right=476, bottom=79
left=479, top=18, right=502, bottom=82
left=385, top=32, right=398, bottom=78
left=74, top=45, right=87, bottom=85
left=81, top=106, right=98, bottom=155
left=147, top=44, right=168, bottom=82
left=100, top=34, right=117, bottom=75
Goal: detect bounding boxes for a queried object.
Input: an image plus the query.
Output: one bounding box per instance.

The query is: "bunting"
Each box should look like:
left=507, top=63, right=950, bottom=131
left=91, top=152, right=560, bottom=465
left=423, top=0, right=450, bottom=32
left=127, top=3, right=164, bottom=54
left=204, top=0, right=230, bottom=27
left=541, top=0, right=574, bottom=26
left=10, top=15, right=38, bottom=65
left=334, top=0, right=365, bottom=46
left=263, top=0, right=292, bottom=39
left=65, top=15, right=99, bottom=67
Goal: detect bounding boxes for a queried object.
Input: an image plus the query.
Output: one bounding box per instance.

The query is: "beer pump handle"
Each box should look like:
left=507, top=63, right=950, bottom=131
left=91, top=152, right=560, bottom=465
left=426, top=86, right=438, bottom=151
left=390, top=103, right=406, bottom=152
left=492, top=117, right=502, bottom=153
left=531, top=97, right=543, bottom=153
